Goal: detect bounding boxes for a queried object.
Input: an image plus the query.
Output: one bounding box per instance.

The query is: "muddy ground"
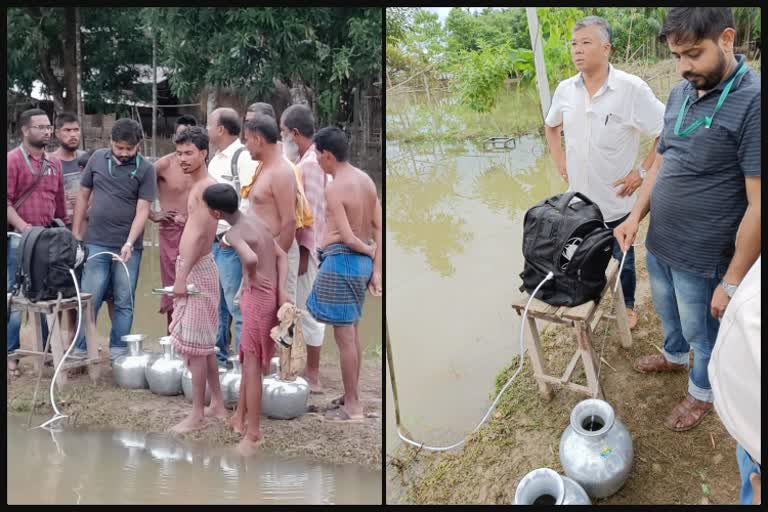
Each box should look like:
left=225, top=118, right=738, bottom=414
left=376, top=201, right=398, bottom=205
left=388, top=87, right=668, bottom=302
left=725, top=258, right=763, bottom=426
left=7, top=337, right=382, bottom=470
left=387, top=222, right=742, bottom=505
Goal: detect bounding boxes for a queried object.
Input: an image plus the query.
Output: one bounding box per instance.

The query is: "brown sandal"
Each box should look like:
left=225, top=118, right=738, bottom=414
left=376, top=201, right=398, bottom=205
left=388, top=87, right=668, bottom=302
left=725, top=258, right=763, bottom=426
left=633, top=354, right=687, bottom=374
left=663, top=395, right=712, bottom=432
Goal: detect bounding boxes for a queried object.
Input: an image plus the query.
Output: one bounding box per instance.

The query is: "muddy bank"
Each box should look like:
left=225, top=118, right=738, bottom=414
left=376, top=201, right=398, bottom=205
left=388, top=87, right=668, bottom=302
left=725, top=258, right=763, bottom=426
left=8, top=356, right=381, bottom=470
left=388, top=222, right=742, bottom=505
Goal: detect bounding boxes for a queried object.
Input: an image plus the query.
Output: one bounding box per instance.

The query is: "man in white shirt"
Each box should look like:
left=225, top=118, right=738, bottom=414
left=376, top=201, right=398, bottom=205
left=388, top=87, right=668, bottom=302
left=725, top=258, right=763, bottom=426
left=544, top=16, right=665, bottom=329
left=205, top=107, right=258, bottom=365
left=709, top=256, right=760, bottom=505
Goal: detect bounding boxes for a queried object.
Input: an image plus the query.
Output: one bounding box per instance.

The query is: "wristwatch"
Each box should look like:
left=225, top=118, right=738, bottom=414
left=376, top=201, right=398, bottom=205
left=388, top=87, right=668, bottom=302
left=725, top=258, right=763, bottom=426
left=721, top=279, right=739, bottom=298
left=638, top=165, right=647, bottom=179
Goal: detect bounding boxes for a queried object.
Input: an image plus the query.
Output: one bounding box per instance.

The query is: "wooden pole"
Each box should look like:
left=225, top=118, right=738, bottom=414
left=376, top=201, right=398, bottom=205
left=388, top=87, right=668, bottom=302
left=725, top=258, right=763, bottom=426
left=152, top=31, right=157, bottom=158
left=74, top=7, right=84, bottom=149
left=526, top=8, right=551, bottom=121
left=385, top=320, right=402, bottom=428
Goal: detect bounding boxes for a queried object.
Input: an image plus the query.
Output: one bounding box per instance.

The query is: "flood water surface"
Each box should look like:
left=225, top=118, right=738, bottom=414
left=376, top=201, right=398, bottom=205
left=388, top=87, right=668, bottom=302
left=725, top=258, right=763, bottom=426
left=7, top=416, right=381, bottom=504
left=386, top=131, right=565, bottom=456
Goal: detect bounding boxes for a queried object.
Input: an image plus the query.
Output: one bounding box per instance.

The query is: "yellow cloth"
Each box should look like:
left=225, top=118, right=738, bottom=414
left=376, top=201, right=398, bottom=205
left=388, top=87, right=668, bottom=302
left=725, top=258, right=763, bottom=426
left=240, top=159, right=314, bottom=229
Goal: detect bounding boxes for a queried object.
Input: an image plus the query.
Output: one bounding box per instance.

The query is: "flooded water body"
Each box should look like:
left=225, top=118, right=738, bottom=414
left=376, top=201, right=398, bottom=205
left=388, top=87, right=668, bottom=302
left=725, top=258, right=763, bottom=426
left=386, top=90, right=567, bottom=458
left=6, top=416, right=381, bottom=504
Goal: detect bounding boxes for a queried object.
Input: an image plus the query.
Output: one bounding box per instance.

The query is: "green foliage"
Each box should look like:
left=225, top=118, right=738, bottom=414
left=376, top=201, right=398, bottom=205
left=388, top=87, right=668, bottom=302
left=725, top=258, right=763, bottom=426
left=145, top=7, right=381, bottom=126
left=6, top=7, right=152, bottom=112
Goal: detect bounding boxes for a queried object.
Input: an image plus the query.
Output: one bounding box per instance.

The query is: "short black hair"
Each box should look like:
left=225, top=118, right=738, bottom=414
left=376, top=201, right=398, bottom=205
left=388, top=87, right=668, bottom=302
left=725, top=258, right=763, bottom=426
left=247, top=102, right=276, bottom=119
left=174, top=126, right=209, bottom=154
left=203, top=183, right=239, bottom=214
left=244, top=115, right=279, bottom=144
left=217, top=110, right=241, bottom=137
left=281, top=104, right=315, bottom=138
left=111, top=118, right=143, bottom=145
left=19, top=108, right=48, bottom=128
left=55, top=112, right=80, bottom=129
left=313, top=127, right=349, bottom=162
left=76, top=149, right=96, bottom=169
left=658, top=8, right=735, bottom=46
left=175, top=114, right=198, bottom=130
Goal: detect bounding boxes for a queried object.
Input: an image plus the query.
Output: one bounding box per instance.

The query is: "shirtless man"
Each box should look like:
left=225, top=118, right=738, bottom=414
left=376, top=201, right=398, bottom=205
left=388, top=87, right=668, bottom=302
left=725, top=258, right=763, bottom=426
left=202, top=183, right=288, bottom=455
left=167, top=126, right=227, bottom=434
left=305, top=127, right=381, bottom=422
left=150, top=116, right=198, bottom=331
left=241, top=116, right=297, bottom=293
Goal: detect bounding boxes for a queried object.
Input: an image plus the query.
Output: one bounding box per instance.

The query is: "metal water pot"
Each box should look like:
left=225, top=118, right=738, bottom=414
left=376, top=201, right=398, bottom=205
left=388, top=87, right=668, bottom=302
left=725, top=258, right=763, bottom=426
left=261, top=374, right=310, bottom=419
left=559, top=399, right=633, bottom=498
left=145, top=336, right=185, bottom=396
left=181, top=347, right=224, bottom=405
left=181, top=365, right=227, bottom=405
left=514, top=468, right=591, bottom=505
left=220, top=355, right=243, bottom=409
left=113, top=334, right=154, bottom=389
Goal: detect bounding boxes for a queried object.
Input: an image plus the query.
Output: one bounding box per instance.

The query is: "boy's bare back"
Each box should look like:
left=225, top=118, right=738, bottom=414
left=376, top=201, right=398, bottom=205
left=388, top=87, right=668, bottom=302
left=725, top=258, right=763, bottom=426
left=322, top=166, right=378, bottom=248
left=229, top=214, right=278, bottom=288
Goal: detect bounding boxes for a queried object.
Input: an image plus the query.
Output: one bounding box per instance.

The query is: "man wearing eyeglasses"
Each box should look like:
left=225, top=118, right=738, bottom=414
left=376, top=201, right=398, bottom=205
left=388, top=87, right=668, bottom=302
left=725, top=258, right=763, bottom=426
left=71, top=118, right=158, bottom=360
left=6, top=108, right=66, bottom=377
left=614, top=8, right=761, bottom=433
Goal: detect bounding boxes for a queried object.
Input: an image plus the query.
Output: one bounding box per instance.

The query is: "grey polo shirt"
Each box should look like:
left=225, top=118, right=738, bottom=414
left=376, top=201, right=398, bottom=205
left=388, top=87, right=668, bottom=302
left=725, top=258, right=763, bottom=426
left=647, top=55, right=760, bottom=278
left=81, top=148, right=157, bottom=250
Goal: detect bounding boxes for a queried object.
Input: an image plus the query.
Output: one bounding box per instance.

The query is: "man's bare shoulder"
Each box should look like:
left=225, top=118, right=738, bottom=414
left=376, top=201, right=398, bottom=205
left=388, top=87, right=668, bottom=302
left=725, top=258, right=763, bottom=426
left=155, top=153, right=176, bottom=174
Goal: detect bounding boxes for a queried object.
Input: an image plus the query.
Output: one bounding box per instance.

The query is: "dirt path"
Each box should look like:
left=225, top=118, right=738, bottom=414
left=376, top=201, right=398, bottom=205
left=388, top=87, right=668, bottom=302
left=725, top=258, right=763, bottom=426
left=387, top=222, right=742, bottom=504
left=8, top=351, right=381, bottom=470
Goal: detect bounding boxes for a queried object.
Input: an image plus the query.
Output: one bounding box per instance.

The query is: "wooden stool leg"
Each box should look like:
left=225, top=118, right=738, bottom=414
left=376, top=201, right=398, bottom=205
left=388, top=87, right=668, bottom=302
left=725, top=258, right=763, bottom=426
left=46, top=312, right=68, bottom=390
left=84, top=299, right=101, bottom=382
left=575, top=321, right=603, bottom=399
left=524, top=316, right=553, bottom=401
left=612, top=281, right=633, bottom=349
left=29, top=313, right=44, bottom=373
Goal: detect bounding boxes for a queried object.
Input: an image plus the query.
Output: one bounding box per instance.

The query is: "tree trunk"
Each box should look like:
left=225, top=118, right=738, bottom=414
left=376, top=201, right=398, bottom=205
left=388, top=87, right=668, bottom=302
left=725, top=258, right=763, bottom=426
left=62, top=7, right=78, bottom=113
left=75, top=7, right=84, bottom=148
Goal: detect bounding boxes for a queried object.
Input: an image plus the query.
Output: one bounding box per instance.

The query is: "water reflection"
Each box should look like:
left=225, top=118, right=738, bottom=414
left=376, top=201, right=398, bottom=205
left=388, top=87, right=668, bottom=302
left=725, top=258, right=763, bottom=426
left=386, top=93, right=565, bottom=459
left=7, top=417, right=381, bottom=504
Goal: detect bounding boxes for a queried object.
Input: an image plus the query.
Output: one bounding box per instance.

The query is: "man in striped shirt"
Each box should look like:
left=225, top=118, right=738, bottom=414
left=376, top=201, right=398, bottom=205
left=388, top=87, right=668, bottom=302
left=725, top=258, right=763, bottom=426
left=280, top=104, right=328, bottom=393
left=615, top=8, right=760, bottom=433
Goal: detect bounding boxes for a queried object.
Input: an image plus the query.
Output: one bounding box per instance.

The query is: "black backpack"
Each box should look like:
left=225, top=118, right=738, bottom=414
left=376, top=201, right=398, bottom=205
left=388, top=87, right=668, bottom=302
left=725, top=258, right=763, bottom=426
left=13, top=219, right=87, bottom=302
left=519, top=192, right=615, bottom=307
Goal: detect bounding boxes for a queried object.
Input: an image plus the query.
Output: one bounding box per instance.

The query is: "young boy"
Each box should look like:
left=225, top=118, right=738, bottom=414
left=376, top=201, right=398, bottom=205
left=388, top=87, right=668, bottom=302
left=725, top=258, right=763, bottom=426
left=202, top=183, right=289, bottom=455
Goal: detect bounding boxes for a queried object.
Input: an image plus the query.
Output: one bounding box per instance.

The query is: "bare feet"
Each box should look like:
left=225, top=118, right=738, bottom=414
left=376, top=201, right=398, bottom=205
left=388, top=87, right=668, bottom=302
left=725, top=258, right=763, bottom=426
left=302, top=371, right=324, bottom=394
left=323, top=406, right=364, bottom=423
left=237, top=435, right=264, bottom=456
left=204, top=402, right=229, bottom=419
left=169, top=414, right=206, bottom=434
left=228, top=414, right=246, bottom=435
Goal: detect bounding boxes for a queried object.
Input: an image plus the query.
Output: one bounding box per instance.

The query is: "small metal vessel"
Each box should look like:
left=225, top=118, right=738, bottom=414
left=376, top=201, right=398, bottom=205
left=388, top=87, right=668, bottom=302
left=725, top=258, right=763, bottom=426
left=145, top=336, right=185, bottom=396
left=261, top=374, right=310, bottom=420
left=113, top=334, right=153, bottom=389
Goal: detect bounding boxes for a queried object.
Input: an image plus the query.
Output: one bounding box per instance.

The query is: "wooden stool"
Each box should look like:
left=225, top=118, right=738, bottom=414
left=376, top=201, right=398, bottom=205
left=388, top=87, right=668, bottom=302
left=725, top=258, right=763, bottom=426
left=8, top=293, right=102, bottom=389
left=510, top=259, right=632, bottom=401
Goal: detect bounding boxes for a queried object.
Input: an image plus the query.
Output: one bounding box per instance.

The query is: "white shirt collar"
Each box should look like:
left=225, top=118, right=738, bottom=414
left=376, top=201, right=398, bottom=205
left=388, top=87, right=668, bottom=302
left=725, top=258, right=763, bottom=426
left=216, top=138, right=244, bottom=159
left=576, top=64, right=616, bottom=94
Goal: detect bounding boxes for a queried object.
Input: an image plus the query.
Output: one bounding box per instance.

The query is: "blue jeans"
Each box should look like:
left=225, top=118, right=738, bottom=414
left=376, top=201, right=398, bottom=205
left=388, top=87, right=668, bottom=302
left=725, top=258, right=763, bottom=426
left=7, top=236, right=49, bottom=354
left=737, top=444, right=760, bottom=505
left=211, top=241, right=242, bottom=364
left=75, top=243, right=142, bottom=357
left=606, top=214, right=635, bottom=309
left=646, top=248, right=722, bottom=402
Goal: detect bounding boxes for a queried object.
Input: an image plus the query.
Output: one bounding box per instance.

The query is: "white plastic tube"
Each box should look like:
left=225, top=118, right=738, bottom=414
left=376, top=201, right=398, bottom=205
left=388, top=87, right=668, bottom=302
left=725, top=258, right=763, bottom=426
left=36, top=251, right=133, bottom=431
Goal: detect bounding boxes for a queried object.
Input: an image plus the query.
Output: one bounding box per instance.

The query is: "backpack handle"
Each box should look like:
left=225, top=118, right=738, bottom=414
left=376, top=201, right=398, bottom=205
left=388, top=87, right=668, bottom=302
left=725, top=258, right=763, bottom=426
left=555, top=191, right=594, bottom=214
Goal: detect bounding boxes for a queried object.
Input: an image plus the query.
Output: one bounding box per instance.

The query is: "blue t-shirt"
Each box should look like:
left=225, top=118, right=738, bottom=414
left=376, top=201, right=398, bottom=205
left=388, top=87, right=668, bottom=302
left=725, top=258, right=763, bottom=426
left=81, top=148, right=157, bottom=250
left=648, top=55, right=760, bottom=277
